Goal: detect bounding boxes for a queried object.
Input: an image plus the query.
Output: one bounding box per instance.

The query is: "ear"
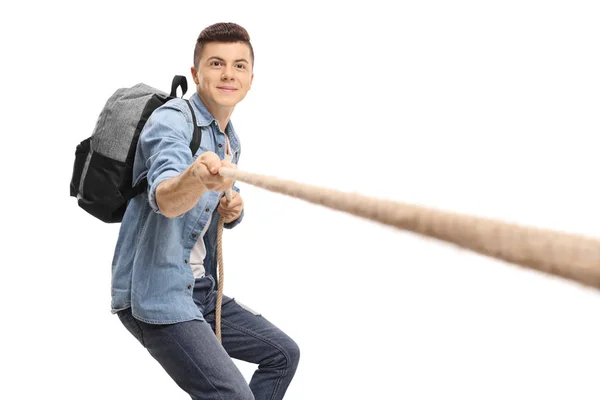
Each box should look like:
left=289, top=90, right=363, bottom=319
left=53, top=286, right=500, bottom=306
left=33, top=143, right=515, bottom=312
left=190, top=66, right=199, bottom=85
left=248, top=72, right=254, bottom=90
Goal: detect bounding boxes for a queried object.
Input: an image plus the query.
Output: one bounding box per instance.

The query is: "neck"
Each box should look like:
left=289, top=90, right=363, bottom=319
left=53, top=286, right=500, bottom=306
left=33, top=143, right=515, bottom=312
left=214, top=110, right=233, bottom=134
left=197, top=93, right=234, bottom=133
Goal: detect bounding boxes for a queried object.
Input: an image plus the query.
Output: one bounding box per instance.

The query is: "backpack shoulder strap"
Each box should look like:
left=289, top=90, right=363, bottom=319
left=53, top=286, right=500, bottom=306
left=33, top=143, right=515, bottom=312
left=185, top=99, right=201, bottom=156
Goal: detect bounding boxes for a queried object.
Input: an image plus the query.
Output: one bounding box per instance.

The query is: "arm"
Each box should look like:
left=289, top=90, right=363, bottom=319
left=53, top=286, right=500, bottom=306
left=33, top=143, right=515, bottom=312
left=156, top=155, right=234, bottom=219
left=156, top=166, right=208, bottom=218
left=138, top=103, right=231, bottom=218
left=138, top=103, right=197, bottom=218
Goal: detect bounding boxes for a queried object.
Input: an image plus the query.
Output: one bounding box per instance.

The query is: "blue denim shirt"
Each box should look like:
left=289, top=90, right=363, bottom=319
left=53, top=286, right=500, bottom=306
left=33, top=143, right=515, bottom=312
left=110, top=92, right=243, bottom=324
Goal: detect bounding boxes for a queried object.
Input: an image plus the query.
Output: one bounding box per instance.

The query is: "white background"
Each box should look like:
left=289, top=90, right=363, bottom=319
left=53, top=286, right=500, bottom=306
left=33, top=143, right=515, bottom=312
left=2, top=0, right=600, bottom=398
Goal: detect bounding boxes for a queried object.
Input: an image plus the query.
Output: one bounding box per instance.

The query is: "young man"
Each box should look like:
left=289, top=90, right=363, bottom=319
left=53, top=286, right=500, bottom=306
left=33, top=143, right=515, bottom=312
left=111, top=22, right=300, bottom=400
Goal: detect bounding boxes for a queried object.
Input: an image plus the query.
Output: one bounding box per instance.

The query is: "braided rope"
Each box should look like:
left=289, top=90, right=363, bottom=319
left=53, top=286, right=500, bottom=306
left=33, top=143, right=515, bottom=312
left=219, top=166, right=600, bottom=291
left=215, top=186, right=232, bottom=343
left=216, top=215, right=225, bottom=343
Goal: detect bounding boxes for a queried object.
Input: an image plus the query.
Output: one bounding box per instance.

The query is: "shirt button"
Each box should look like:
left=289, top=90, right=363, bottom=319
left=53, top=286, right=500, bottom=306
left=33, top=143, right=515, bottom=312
left=218, top=143, right=223, bottom=148
left=205, top=208, right=210, bottom=212
left=184, top=259, right=188, bottom=264
left=187, top=285, right=192, bottom=289
left=192, top=233, right=197, bottom=238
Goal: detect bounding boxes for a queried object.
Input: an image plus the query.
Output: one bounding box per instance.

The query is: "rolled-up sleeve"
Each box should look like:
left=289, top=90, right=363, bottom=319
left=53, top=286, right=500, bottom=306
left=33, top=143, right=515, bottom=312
left=137, top=103, right=194, bottom=215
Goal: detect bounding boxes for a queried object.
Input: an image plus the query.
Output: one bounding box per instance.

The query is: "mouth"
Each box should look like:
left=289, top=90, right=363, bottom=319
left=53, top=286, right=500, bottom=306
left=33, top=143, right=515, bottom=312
left=217, top=87, right=238, bottom=93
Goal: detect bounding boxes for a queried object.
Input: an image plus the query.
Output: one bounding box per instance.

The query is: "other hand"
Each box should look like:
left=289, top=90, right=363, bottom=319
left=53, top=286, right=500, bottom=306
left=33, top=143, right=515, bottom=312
left=218, top=190, right=243, bottom=223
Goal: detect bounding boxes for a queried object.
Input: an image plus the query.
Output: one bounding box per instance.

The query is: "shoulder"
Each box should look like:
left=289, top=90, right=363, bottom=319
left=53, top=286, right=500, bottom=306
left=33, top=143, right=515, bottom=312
left=149, top=98, right=192, bottom=125
left=136, top=99, right=196, bottom=152
left=141, top=98, right=196, bottom=141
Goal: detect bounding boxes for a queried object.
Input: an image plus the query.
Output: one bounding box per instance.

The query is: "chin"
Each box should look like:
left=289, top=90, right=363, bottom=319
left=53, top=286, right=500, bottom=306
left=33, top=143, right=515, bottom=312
left=216, top=96, right=242, bottom=107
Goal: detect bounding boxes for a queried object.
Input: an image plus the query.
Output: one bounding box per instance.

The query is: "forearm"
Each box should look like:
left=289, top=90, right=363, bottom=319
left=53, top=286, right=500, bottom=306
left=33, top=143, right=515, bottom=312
left=155, top=166, right=207, bottom=218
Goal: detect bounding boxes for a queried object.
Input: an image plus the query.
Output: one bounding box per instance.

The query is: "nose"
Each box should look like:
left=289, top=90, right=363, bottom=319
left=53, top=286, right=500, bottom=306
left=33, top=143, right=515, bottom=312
left=221, top=65, right=235, bottom=80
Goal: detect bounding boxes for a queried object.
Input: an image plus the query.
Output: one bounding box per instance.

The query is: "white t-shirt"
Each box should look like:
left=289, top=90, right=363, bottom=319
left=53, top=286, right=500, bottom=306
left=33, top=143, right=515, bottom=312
left=189, top=136, right=233, bottom=278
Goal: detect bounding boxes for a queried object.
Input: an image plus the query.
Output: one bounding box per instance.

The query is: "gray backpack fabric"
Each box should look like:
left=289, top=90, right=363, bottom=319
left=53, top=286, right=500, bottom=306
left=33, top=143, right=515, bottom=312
left=70, top=75, right=200, bottom=223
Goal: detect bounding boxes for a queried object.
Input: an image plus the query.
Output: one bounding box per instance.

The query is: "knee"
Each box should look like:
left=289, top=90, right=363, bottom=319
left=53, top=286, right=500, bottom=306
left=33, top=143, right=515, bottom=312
left=262, top=337, right=301, bottom=374
left=283, top=338, right=301, bottom=373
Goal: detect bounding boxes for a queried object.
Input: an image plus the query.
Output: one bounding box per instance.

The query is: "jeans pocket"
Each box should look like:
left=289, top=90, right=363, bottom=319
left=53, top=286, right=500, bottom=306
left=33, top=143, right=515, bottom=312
left=192, top=275, right=216, bottom=312
left=118, top=310, right=146, bottom=347
left=204, top=275, right=216, bottom=304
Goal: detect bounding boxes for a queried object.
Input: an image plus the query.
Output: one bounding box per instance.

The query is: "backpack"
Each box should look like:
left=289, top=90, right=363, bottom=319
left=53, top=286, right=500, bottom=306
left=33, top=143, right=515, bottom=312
left=70, top=75, right=201, bottom=223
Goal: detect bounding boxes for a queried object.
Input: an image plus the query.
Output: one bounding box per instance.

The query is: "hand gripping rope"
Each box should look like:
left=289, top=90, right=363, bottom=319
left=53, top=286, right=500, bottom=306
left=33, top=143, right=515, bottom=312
left=213, top=167, right=600, bottom=343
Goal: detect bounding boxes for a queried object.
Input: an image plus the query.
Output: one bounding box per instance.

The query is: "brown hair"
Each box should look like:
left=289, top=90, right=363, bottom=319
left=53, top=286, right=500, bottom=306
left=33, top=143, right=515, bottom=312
left=193, top=22, right=254, bottom=69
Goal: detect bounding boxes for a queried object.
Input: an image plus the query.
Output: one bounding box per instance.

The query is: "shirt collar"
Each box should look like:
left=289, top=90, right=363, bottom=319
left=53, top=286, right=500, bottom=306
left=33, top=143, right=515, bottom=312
left=190, top=92, right=239, bottom=151
left=190, top=92, right=217, bottom=127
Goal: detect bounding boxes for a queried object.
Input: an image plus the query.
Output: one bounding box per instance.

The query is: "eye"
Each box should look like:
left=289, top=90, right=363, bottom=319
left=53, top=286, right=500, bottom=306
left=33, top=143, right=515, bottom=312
left=235, top=63, right=246, bottom=70
left=210, top=60, right=223, bottom=67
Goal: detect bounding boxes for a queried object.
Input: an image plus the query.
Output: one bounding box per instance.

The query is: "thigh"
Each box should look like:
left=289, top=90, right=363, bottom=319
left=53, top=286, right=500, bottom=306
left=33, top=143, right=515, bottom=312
left=117, top=308, right=252, bottom=400
left=204, top=296, right=299, bottom=366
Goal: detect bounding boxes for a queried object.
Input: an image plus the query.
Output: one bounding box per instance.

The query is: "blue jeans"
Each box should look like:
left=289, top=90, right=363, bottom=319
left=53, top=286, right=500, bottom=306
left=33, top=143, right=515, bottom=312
left=117, top=275, right=300, bottom=400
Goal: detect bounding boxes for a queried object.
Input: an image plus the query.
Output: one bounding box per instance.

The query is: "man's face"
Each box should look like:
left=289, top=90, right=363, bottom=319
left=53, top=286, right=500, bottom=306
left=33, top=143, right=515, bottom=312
left=192, top=41, right=254, bottom=110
